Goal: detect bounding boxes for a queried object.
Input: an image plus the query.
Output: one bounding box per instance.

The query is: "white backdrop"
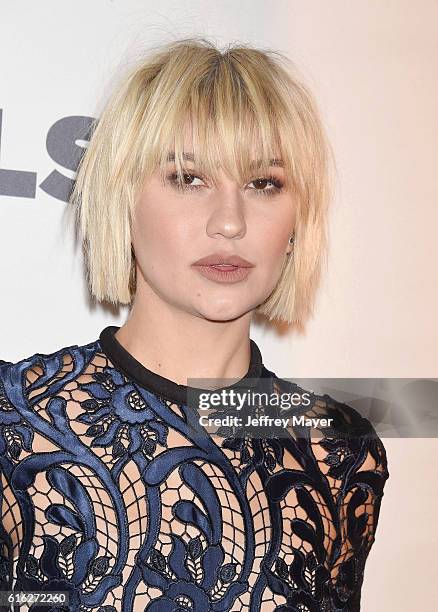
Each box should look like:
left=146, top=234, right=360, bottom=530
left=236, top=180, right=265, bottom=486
left=1, top=1, right=437, bottom=609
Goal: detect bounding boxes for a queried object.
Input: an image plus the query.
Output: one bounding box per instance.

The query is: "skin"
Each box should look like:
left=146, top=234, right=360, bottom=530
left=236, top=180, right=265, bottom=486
left=115, top=129, right=296, bottom=388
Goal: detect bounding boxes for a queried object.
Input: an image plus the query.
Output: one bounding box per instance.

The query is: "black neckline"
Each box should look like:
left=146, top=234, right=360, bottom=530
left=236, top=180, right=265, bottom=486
left=98, top=325, right=266, bottom=406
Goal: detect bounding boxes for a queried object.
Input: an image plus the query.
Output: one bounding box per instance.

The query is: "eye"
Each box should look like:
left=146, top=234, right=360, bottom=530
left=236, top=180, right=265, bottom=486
left=166, top=172, right=206, bottom=192
left=247, top=176, right=284, bottom=197
left=165, top=171, right=284, bottom=197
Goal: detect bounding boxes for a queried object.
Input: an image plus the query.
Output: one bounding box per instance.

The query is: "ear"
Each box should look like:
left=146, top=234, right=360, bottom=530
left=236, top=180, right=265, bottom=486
left=286, top=234, right=294, bottom=255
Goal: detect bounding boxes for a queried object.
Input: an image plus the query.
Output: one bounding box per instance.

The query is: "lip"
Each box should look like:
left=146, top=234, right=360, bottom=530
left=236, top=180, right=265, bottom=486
left=192, top=252, right=255, bottom=267
left=193, top=264, right=253, bottom=283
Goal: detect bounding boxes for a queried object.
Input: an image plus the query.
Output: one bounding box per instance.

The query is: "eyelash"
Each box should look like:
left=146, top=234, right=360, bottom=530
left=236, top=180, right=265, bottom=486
left=166, top=172, right=284, bottom=198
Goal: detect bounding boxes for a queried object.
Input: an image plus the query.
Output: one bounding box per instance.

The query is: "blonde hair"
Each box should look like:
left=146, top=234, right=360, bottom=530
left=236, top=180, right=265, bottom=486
left=70, top=37, right=335, bottom=326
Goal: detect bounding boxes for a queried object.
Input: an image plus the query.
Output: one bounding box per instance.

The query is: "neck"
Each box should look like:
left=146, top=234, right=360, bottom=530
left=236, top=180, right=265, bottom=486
left=115, top=280, right=254, bottom=389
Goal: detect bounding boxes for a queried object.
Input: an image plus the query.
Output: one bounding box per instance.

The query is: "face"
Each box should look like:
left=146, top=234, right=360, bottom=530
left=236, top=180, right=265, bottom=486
left=131, top=134, right=296, bottom=323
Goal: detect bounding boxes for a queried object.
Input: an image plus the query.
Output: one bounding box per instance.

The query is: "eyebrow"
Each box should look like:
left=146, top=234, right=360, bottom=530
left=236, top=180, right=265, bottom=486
left=166, top=152, right=284, bottom=168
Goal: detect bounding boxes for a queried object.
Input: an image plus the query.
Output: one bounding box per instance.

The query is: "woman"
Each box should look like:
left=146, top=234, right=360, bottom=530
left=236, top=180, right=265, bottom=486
left=0, top=38, right=389, bottom=611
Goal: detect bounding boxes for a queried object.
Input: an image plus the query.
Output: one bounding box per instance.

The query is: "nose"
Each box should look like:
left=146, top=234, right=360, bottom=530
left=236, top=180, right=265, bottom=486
left=206, top=184, right=247, bottom=240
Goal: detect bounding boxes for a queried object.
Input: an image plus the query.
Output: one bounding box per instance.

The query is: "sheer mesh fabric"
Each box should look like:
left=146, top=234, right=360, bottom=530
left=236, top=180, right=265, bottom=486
left=0, top=335, right=389, bottom=611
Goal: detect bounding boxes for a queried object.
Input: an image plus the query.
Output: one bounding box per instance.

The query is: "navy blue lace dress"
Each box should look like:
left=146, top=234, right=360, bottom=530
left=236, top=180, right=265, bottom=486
left=0, top=326, right=389, bottom=611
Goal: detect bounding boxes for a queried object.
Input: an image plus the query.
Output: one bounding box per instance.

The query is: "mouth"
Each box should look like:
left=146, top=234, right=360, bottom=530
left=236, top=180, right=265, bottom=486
left=206, top=264, right=239, bottom=269
left=193, top=263, right=253, bottom=284
left=192, top=253, right=255, bottom=268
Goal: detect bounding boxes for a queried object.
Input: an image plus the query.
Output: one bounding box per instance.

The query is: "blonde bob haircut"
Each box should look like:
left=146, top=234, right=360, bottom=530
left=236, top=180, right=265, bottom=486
left=70, top=37, right=335, bottom=327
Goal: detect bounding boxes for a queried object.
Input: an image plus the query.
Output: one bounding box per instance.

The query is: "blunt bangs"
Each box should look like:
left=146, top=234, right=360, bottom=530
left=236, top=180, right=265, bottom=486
left=70, top=37, right=334, bottom=325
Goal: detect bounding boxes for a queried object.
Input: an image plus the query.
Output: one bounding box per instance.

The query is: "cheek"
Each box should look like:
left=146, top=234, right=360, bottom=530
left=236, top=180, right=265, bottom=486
left=252, top=211, right=294, bottom=282
left=257, top=216, right=293, bottom=261
left=132, top=205, right=191, bottom=279
left=261, top=242, right=289, bottom=284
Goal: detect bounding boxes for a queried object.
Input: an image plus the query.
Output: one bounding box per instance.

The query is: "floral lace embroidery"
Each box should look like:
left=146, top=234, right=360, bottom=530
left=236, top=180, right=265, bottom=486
left=0, top=341, right=389, bottom=611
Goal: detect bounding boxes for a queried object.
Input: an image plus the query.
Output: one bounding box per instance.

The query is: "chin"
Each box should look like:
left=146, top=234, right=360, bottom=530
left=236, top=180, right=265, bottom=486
left=195, top=301, right=253, bottom=323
